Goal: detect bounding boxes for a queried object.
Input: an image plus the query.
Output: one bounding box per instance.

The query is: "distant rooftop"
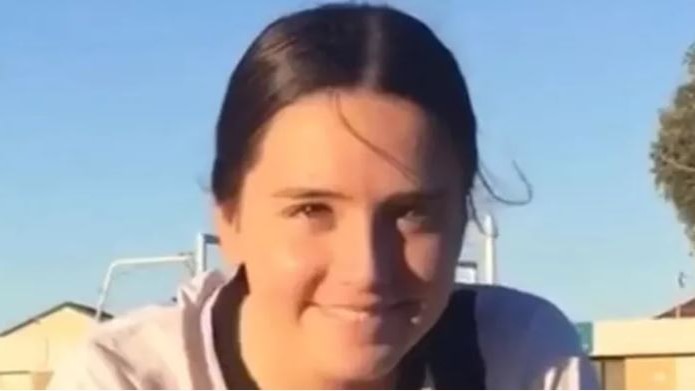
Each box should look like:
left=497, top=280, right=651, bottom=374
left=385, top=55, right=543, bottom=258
left=657, top=297, right=695, bottom=319
left=0, top=301, right=112, bottom=337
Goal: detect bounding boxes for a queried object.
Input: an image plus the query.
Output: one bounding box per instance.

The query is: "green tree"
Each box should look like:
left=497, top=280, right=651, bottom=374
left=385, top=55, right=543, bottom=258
left=651, top=43, right=695, bottom=249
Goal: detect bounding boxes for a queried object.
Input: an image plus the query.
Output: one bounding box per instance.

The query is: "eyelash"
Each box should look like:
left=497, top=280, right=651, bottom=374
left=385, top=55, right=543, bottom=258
left=282, top=203, right=438, bottom=232
left=284, top=202, right=332, bottom=219
left=397, top=205, right=436, bottom=228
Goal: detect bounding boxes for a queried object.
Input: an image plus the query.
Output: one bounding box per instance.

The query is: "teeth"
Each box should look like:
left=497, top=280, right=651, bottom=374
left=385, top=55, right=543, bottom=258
left=322, top=306, right=372, bottom=321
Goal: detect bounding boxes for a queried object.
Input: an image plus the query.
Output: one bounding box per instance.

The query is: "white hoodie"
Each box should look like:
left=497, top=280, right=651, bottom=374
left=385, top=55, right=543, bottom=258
left=49, top=270, right=599, bottom=389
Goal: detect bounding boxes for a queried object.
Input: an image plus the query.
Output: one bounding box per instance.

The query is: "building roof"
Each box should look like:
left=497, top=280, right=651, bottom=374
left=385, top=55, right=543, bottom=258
left=0, top=301, right=112, bottom=337
left=656, top=297, right=695, bottom=319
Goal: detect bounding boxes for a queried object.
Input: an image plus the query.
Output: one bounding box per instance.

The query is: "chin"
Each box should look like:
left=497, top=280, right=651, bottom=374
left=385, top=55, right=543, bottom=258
left=316, top=342, right=403, bottom=382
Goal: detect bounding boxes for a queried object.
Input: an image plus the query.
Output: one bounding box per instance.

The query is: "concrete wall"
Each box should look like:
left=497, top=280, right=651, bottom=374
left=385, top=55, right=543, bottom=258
left=0, top=372, right=52, bottom=390
left=593, top=318, right=695, bottom=357
left=600, top=358, right=625, bottom=389
left=624, top=357, right=676, bottom=389
left=676, top=356, right=695, bottom=389
left=591, top=318, right=695, bottom=389
left=0, top=308, right=95, bottom=389
left=0, top=373, right=33, bottom=390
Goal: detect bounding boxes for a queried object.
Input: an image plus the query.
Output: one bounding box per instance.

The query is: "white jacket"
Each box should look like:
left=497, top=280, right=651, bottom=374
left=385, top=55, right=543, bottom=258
left=49, top=270, right=599, bottom=389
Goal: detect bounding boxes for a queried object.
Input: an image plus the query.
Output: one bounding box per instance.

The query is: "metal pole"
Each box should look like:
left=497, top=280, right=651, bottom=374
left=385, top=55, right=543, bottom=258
left=94, top=255, right=193, bottom=322
left=94, top=263, right=117, bottom=322
left=483, top=214, right=499, bottom=285
left=194, top=233, right=220, bottom=275
left=195, top=233, right=206, bottom=275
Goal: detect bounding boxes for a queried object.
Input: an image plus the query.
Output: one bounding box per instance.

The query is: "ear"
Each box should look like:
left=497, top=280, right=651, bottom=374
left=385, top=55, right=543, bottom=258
left=213, top=202, right=245, bottom=266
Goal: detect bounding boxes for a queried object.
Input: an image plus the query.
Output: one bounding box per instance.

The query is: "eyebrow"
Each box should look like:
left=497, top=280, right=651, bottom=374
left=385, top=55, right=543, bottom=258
left=272, top=188, right=351, bottom=200
left=271, top=187, right=447, bottom=202
left=389, top=190, right=446, bottom=203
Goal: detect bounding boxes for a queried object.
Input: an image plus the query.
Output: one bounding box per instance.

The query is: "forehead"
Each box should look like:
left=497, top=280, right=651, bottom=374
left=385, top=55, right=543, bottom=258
left=245, top=89, right=459, bottom=192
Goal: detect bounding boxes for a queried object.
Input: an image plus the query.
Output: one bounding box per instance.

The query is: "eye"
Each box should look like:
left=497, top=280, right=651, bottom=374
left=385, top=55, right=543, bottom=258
left=283, top=202, right=333, bottom=219
left=282, top=202, right=335, bottom=232
left=397, top=204, right=438, bottom=232
left=402, top=206, right=429, bottom=223
left=283, top=202, right=332, bottom=219
left=403, top=207, right=427, bottom=221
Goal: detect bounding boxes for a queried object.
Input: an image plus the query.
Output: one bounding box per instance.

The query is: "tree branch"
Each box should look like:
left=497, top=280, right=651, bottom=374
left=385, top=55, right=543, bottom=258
left=657, top=151, right=695, bottom=173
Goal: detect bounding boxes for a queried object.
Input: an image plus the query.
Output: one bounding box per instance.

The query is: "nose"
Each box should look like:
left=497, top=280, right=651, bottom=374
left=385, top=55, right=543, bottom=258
left=333, top=212, right=404, bottom=292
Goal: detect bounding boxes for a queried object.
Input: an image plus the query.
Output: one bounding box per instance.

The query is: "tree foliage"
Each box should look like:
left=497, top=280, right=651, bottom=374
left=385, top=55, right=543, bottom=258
left=651, top=42, right=695, bottom=247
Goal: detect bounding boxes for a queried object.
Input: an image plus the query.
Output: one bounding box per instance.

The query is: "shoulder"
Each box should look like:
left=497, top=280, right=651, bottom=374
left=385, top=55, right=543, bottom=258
left=465, top=284, right=580, bottom=367
left=48, top=305, right=190, bottom=389
left=49, top=271, right=230, bottom=389
left=466, top=285, right=599, bottom=389
left=471, top=284, right=572, bottom=337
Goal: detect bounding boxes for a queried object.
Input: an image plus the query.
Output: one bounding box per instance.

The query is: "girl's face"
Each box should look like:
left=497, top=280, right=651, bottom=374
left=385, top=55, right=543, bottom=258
left=215, top=89, right=467, bottom=385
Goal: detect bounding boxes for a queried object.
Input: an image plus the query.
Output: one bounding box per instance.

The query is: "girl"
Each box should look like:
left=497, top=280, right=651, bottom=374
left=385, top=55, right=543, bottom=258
left=50, top=3, right=597, bottom=389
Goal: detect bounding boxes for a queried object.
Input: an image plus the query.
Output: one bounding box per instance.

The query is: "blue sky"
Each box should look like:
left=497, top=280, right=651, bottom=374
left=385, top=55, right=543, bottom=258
left=2, top=0, right=695, bottom=330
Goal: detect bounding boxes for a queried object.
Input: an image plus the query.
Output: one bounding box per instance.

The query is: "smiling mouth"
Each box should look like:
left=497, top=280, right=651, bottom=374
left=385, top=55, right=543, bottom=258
left=312, top=301, right=420, bottom=322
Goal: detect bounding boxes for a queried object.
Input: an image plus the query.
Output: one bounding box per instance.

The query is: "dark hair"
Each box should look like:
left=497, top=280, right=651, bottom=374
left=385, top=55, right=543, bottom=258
left=212, top=3, right=479, bottom=206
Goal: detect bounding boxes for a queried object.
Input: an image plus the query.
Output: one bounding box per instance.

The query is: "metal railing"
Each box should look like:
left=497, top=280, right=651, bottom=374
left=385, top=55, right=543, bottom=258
left=93, top=233, right=219, bottom=322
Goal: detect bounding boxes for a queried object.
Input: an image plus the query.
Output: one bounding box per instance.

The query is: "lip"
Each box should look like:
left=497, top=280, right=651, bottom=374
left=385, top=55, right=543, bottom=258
left=311, top=300, right=420, bottom=322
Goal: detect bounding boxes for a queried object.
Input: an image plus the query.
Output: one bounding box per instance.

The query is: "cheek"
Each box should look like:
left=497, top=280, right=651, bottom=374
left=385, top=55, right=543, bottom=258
left=244, top=231, right=330, bottom=311
left=404, top=235, right=458, bottom=282
left=404, top=234, right=460, bottom=325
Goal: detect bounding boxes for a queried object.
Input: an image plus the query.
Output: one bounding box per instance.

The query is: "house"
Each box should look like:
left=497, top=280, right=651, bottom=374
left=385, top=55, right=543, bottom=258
left=583, top=297, right=695, bottom=389
left=0, top=302, right=111, bottom=390
left=657, top=296, right=695, bottom=319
